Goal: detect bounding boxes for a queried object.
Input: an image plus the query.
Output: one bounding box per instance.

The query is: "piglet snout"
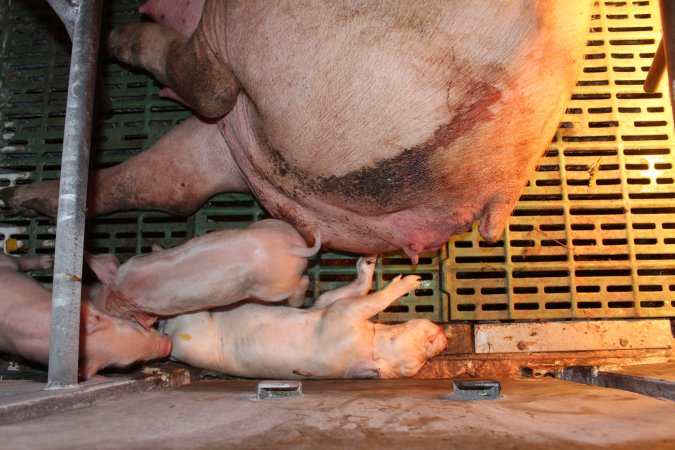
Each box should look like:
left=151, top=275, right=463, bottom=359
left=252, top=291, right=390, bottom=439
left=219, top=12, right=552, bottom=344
left=438, top=326, right=448, bottom=350
left=158, top=334, right=172, bottom=358
left=427, top=327, right=448, bottom=357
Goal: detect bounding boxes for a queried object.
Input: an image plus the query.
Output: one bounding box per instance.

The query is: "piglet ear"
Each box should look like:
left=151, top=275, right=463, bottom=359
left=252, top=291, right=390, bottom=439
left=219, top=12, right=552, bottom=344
left=83, top=305, right=108, bottom=335
left=345, top=360, right=381, bottom=379
left=85, top=252, right=120, bottom=285
left=132, top=311, right=158, bottom=331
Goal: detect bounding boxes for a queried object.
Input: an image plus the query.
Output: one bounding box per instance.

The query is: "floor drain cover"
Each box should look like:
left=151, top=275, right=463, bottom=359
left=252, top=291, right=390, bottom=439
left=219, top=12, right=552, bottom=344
left=256, top=380, right=303, bottom=400
left=444, top=380, right=502, bottom=401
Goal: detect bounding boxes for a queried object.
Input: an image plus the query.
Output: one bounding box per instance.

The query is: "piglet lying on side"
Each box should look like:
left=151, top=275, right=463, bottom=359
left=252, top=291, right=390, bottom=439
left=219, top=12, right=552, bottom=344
left=165, top=256, right=447, bottom=379
left=87, top=219, right=320, bottom=329
left=0, top=254, right=171, bottom=380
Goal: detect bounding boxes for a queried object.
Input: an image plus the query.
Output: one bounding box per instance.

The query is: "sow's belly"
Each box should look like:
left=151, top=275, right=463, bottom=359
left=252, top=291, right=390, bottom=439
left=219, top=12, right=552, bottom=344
left=220, top=0, right=592, bottom=261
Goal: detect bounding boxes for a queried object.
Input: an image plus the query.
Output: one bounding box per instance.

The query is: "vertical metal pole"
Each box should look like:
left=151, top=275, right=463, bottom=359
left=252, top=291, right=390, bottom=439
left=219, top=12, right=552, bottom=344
left=46, top=0, right=78, bottom=38
left=643, top=40, right=664, bottom=94
left=46, top=0, right=103, bottom=390
left=659, top=0, right=675, bottom=122
left=46, top=0, right=112, bottom=113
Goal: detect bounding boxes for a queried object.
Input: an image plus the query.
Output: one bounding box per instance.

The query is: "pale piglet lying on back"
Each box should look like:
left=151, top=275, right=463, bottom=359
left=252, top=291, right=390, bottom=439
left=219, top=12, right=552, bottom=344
left=165, top=256, right=447, bottom=379
left=87, top=219, right=320, bottom=329
left=0, top=253, right=171, bottom=379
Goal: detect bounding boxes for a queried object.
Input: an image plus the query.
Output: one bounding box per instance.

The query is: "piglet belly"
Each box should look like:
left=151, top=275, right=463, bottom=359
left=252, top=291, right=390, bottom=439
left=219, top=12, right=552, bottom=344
left=165, top=312, right=221, bottom=369
left=216, top=306, right=320, bottom=378
left=169, top=305, right=335, bottom=378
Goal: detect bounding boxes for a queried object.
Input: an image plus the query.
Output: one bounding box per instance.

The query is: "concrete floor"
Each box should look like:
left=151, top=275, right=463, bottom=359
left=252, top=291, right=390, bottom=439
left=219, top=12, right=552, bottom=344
left=1, top=377, right=674, bottom=449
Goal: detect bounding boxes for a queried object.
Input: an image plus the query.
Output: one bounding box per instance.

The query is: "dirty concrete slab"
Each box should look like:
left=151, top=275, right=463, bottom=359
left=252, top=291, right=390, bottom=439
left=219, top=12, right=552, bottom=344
left=0, top=367, right=191, bottom=424
left=1, top=378, right=674, bottom=450
left=0, top=380, right=46, bottom=398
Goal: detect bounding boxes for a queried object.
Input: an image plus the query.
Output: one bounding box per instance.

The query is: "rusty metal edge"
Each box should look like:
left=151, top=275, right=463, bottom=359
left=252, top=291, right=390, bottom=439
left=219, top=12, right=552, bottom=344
left=415, top=348, right=674, bottom=379
left=561, top=365, right=675, bottom=401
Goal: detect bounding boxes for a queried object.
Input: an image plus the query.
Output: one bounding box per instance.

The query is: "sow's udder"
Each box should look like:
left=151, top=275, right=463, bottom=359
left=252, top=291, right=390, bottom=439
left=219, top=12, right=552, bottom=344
left=241, top=144, right=478, bottom=260
left=226, top=68, right=532, bottom=263
left=222, top=1, right=590, bottom=261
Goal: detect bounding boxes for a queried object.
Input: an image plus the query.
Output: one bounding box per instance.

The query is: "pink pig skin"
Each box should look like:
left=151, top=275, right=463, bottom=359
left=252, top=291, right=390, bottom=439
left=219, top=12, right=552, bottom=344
left=0, top=254, right=171, bottom=380
left=87, top=219, right=320, bottom=329
left=139, top=0, right=205, bottom=37
left=165, top=256, right=448, bottom=379
left=1, top=1, right=593, bottom=264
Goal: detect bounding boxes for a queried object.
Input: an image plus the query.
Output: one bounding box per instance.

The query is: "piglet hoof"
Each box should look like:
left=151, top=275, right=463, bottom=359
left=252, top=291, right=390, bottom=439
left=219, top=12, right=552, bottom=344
left=83, top=374, right=107, bottom=383
left=0, top=181, right=60, bottom=218
left=386, top=274, right=421, bottom=297
left=427, top=330, right=448, bottom=357
left=356, top=255, right=377, bottom=272
left=35, top=254, right=55, bottom=270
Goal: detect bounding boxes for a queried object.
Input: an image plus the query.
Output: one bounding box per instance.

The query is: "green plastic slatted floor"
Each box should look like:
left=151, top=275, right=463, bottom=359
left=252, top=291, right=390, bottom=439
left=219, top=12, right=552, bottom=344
left=1, top=0, right=674, bottom=322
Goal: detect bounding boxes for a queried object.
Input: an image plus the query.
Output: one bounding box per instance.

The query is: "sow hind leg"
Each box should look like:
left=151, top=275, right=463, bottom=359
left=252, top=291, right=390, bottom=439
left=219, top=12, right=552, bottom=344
left=87, top=117, right=249, bottom=216
left=108, top=18, right=239, bottom=119
left=0, top=117, right=249, bottom=217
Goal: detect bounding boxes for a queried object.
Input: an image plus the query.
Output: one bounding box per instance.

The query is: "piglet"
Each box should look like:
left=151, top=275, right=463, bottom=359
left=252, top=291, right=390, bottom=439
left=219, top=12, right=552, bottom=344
left=0, top=254, right=171, bottom=380
left=165, top=256, right=447, bottom=379
left=87, top=219, right=320, bottom=329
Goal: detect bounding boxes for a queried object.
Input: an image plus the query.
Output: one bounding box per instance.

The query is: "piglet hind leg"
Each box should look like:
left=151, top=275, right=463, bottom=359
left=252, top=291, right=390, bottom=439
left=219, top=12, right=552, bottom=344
left=16, top=255, right=54, bottom=272
left=108, top=20, right=240, bottom=119
left=287, top=275, right=310, bottom=308
left=0, top=253, right=53, bottom=271
left=311, top=255, right=378, bottom=310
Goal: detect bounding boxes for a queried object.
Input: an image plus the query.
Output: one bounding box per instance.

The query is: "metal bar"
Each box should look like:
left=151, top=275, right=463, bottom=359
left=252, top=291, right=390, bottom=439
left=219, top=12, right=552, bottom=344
left=46, top=0, right=77, bottom=38
left=644, top=39, right=665, bottom=94
left=46, top=0, right=111, bottom=113
left=46, top=0, right=103, bottom=390
left=659, top=0, right=675, bottom=120
left=562, top=366, right=675, bottom=401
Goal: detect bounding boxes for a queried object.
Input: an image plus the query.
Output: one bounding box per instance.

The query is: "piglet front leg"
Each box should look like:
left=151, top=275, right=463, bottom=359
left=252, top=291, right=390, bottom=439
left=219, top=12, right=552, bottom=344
left=335, top=274, right=421, bottom=320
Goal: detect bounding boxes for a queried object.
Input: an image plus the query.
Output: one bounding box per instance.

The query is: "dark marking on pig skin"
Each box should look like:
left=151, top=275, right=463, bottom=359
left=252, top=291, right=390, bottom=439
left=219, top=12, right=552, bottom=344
left=443, top=79, right=503, bottom=142
left=268, top=78, right=503, bottom=209
left=315, top=147, right=433, bottom=208
left=311, top=81, right=502, bottom=209
left=268, top=146, right=430, bottom=209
